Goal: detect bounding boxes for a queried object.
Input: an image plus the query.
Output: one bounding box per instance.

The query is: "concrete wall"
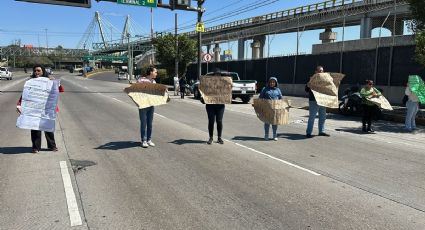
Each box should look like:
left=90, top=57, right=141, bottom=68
left=312, top=35, right=415, bottom=54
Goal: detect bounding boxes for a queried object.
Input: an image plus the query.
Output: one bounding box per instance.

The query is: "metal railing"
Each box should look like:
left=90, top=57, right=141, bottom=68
left=182, top=0, right=402, bottom=36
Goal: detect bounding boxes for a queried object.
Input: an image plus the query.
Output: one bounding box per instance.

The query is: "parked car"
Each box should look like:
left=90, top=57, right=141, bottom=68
left=0, top=67, right=13, bottom=80
left=192, top=71, right=257, bottom=104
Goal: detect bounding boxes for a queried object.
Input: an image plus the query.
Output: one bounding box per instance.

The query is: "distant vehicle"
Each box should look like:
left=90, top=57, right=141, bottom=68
left=78, top=66, right=94, bottom=74
left=45, top=68, right=53, bottom=75
left=0, top=67, right=13, bottom=80
left=192, top=71, right=257, bottom=104
left=117, top=71, right=128, bottom=80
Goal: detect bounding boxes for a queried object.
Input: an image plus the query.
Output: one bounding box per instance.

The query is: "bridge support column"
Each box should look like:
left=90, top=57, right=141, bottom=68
left=213, top=43, right=221, bottom=62
left=360, top=17, right=372, bottom=39
left=238, top=38, right=245, bottom=60
left=251, top=41, right=261, bottom=59
left=206, top=44, right=211, bottom=54
left=251, top=35, right=265, bottom=59
left=319, top=28, right=337, bottom=43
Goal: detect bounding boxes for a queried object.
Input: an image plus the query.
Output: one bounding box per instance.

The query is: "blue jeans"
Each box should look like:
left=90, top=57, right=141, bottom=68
left=264, top=123, right=278, bottom=138
left=405, top=100, right=419, bottom=130
left=139, top=106, right=154, bottom=141
left=306, top=100, right=326, bottom=135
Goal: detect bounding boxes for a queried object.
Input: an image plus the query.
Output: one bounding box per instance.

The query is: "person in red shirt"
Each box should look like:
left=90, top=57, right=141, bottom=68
left=17, top=65, right=64, bottom=153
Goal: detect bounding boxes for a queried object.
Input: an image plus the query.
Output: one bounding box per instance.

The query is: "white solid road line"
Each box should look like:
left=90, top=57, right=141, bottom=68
left=232, top=142, right=321, bottom=176
left=59, top=161, right=83, bottom=227
left=154, top=113, right=321, bottom=176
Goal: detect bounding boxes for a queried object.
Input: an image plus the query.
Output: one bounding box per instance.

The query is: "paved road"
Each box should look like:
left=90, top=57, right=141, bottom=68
left=1, top=72, right=424, bottom=229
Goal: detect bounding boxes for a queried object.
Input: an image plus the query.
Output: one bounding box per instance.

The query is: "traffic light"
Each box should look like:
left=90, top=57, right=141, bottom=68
left=170, top=0, right=191, bottom=10
left=15, top=0, right=91, bottom=8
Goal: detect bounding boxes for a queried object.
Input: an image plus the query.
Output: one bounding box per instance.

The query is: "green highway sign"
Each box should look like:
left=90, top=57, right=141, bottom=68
left=117, top=0, right=157, bottom=8
left=83, top=55, right=128, bottom=61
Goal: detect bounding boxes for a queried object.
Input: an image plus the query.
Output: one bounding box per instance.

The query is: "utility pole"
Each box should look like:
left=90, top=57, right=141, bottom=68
left=150, top=7, right=155, bottom=65
left=175, top=13, right=179, bottom=79
left=45, top=28, right=48, bottom=54
left=197, top=0, right=205, bottom=80
left=127, top=33, right=132, bottom=81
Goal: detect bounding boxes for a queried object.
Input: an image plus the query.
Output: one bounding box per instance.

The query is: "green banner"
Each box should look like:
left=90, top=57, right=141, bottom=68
left=117, top=0, right=157, bottom=7
left=408, top=75, right=425, bottom=104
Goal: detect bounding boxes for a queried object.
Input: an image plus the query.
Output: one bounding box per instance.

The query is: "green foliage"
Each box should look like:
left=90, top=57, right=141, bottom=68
left=408, top=0, right=425, bottom=66
left=415, top=31, right=425, bottom=66
left=154, top=33, right=197, bottom=77
left=408, top=0, right=425, bottom=31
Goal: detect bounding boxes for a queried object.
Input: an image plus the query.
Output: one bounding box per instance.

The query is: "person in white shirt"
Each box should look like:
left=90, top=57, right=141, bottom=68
left=405, top=83, right=419, bottom=132
left=138, top=67, right=158, bottom=148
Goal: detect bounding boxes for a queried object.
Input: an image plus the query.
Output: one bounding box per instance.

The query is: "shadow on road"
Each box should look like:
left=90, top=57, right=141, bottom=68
left=334, top=128, right=377, bottom=135
left=0, top=147, right=32, bottom=154
left=276, top=133, right=308, bottom=140
left=232, top=136, right=265, bottom=141
left=95, top=141, right=140, bottom=150
left=169, top=139, right=206, bottom=145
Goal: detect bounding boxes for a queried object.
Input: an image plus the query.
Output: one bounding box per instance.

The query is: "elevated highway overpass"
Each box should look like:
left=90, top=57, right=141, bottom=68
left=93, top=0, right=412, bottom=61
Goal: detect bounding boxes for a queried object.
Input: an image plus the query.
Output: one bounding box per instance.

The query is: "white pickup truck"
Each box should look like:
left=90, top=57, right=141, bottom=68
left=193, top=71, right=257, bottom=103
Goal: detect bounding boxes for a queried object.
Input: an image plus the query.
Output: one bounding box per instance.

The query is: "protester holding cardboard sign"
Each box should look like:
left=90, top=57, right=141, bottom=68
left=360, top=80, right=382, bottom=133
left=305, top=66, right=331, bottom=138
left=405, top=75, right=423, bottom=132
left=200, top=69, right=232, bottom=145
left=256, top=77, right=284, bottom=141
left=135, top=67, right=160, bottom=148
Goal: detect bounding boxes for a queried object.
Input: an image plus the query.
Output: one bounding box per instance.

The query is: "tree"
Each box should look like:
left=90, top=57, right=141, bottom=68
left=408, top=0, right=425, bottom=32
left=408, top=0, right=425, bottom=66
left=153, top=33, right=197, bottom=77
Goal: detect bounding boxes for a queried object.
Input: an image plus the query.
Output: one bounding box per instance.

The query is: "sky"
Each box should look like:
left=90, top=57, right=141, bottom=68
left=0, top=0, right=411, bottom=58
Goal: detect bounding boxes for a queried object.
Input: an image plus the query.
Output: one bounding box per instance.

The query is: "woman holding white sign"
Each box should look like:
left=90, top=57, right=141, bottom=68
left=17, top=65, right=64, bottom=153
left=259, top=77, right=283, bottom=141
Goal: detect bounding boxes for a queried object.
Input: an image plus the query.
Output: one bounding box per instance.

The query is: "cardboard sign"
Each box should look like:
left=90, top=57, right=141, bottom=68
left=253, top=98, right=291, bottom=125
left=368, top=96, right=393, bottom=110
left=199, top=76, right=232, bottom=104
left=16, top=77, right=60, bottom=132
left=307, top=72, right=345, bottom=108
left=124, top=83, right=169, bottom=109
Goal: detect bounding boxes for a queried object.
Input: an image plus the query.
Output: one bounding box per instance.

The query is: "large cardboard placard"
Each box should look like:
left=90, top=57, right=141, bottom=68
left=16, top=77, right=60, bottom=132
left=307, top=72, right=345, bottom=108
left=124, top=83, right=169, bottom=109
left=368, top=96, right=393, bottom=110
left=253, top=98, right=291, bottom=125
left=199, top=76, right=232, bottom=104
left=408, top=75, right=425, bottom=104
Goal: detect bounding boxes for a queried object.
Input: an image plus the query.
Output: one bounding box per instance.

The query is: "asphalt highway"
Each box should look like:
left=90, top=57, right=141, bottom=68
left=1, top=72, right=424, bottom=229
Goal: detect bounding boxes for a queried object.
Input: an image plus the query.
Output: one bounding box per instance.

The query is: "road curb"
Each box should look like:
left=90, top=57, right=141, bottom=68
left=85, top=70, right=113, bottom=78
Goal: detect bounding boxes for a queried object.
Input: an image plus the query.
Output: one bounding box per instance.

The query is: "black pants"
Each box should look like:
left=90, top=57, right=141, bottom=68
left=206, top=104, right=225, bottom=138
left=31, top=130, right=56, bottom=150
left=180, top=88, right=185, bottom=99
left=362, top=104, right=376, bottom=129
